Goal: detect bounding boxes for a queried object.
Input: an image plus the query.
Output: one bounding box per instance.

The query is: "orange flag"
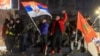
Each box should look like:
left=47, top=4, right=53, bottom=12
left=77, top=11, right=97, bottom=43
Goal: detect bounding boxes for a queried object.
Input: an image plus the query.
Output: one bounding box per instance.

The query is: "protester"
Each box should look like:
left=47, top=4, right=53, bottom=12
left=70, top=29, right=82, bottom=53
left=21, top=23, right=35, bottom=53
left=49, top=10, right=67, bottom=54
left=14, top=19, right=24, bottom=52
left=5, top=19, right=15, bottom=53
left=14, top=19, right=23, bottom=38
left=85, top=16, right=92, bottom=25
left=2, top=17, right=10, bottom=38
left=39, top=19, right=49, bottom=52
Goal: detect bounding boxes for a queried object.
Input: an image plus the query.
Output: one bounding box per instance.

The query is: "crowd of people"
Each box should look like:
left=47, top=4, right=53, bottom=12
left=2, top=15, right=24, bottom=53
left=2, top=10, right=92, bottom=55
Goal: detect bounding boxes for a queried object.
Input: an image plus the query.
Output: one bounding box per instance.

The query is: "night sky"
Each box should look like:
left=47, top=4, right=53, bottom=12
left=21, top=0, right=100, bottom=16
left=76, top=0, right=100, bottom=17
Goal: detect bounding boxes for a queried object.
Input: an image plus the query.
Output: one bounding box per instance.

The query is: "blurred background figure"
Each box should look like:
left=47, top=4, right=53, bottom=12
left=5, top=19, right=15, bottom=53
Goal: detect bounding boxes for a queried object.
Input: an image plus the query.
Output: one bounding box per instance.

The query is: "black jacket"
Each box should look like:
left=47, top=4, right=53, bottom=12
left=14, top=22, right=23, bottom=35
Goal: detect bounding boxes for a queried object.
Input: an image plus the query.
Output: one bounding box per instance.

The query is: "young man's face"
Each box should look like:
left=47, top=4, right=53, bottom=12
left=10, top=20, right=13, bottom=24
left=42, top=19, right=47, bottom=23
left=56, top=16, right=60, bottom=21
left=13, top=17, right=17, bottom=20
left=16, top=20, right=20, bottom=24
left=15, top=14, right=19, bottom=19
left=87, top=17, right=90, bottom=20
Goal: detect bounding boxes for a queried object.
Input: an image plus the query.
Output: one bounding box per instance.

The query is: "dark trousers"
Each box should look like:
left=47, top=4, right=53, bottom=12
left=5, top=35, right=15, bottom=52
left=40, top=35, right=47, bottom=51
left=19, top=32, right=28, bottom=52
left=51, top=32, right=62, bottom=51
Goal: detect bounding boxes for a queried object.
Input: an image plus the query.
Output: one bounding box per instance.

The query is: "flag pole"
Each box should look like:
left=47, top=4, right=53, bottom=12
left=92, top=15, right=100, bottom=26
left=30, top=17, right=41, bottom=35
left=92, top=15, right=100, bottom=37
left=18, top=0, right=20, bottom=10
left=75, top=29, right=78, bottom=44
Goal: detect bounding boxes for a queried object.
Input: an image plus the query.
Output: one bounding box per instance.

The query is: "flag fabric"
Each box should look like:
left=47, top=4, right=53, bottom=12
left=22, top=1, right=52, bottom=18
left=77, top=11, right=97, bottom=43
left=0, top=0, right=12, bottom=9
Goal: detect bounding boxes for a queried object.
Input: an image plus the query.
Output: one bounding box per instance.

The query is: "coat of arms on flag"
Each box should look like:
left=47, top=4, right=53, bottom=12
left=22, top=1, right=52, bottom=18
left=77, top=11, right=97, bottom=43
left=0, top=0, right=12, bottom=9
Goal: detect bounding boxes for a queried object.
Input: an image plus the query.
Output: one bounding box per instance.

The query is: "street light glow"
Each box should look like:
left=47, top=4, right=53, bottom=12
left=98, top=7, right=100, bottom=10
left=95, top=10, right=100, bottom=15
left=95, top=7, right=100, bottom=15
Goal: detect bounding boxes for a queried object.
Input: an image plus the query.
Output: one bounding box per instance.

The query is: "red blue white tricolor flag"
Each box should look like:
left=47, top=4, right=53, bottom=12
left=22, top=1, right=52, bottom=18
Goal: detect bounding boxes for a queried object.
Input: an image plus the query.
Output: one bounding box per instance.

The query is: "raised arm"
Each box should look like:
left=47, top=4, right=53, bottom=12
left=61, top=10, right=67, bottom=23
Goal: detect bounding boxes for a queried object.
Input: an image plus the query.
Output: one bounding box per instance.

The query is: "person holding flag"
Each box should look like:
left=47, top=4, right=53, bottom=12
left=77, top=11, right=99, bottom=56
left=49, top=10, right=67, bottom=54
left=21, top=1, right=52, bottom=36
left=39, top=18, right=49, bottom=53
left=85, top=16, right=92, bottom=26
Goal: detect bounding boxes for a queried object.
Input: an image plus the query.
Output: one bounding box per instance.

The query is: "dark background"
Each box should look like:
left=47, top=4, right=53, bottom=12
left=21, top=0, right=100, bottom=16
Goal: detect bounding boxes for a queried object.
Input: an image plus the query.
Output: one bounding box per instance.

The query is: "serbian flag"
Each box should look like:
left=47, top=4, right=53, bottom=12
left=0, top=0, right=12, bottom=9
left=22, top=1, right=52, bottom=18
left=77, top=11, right=97, bottom=43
